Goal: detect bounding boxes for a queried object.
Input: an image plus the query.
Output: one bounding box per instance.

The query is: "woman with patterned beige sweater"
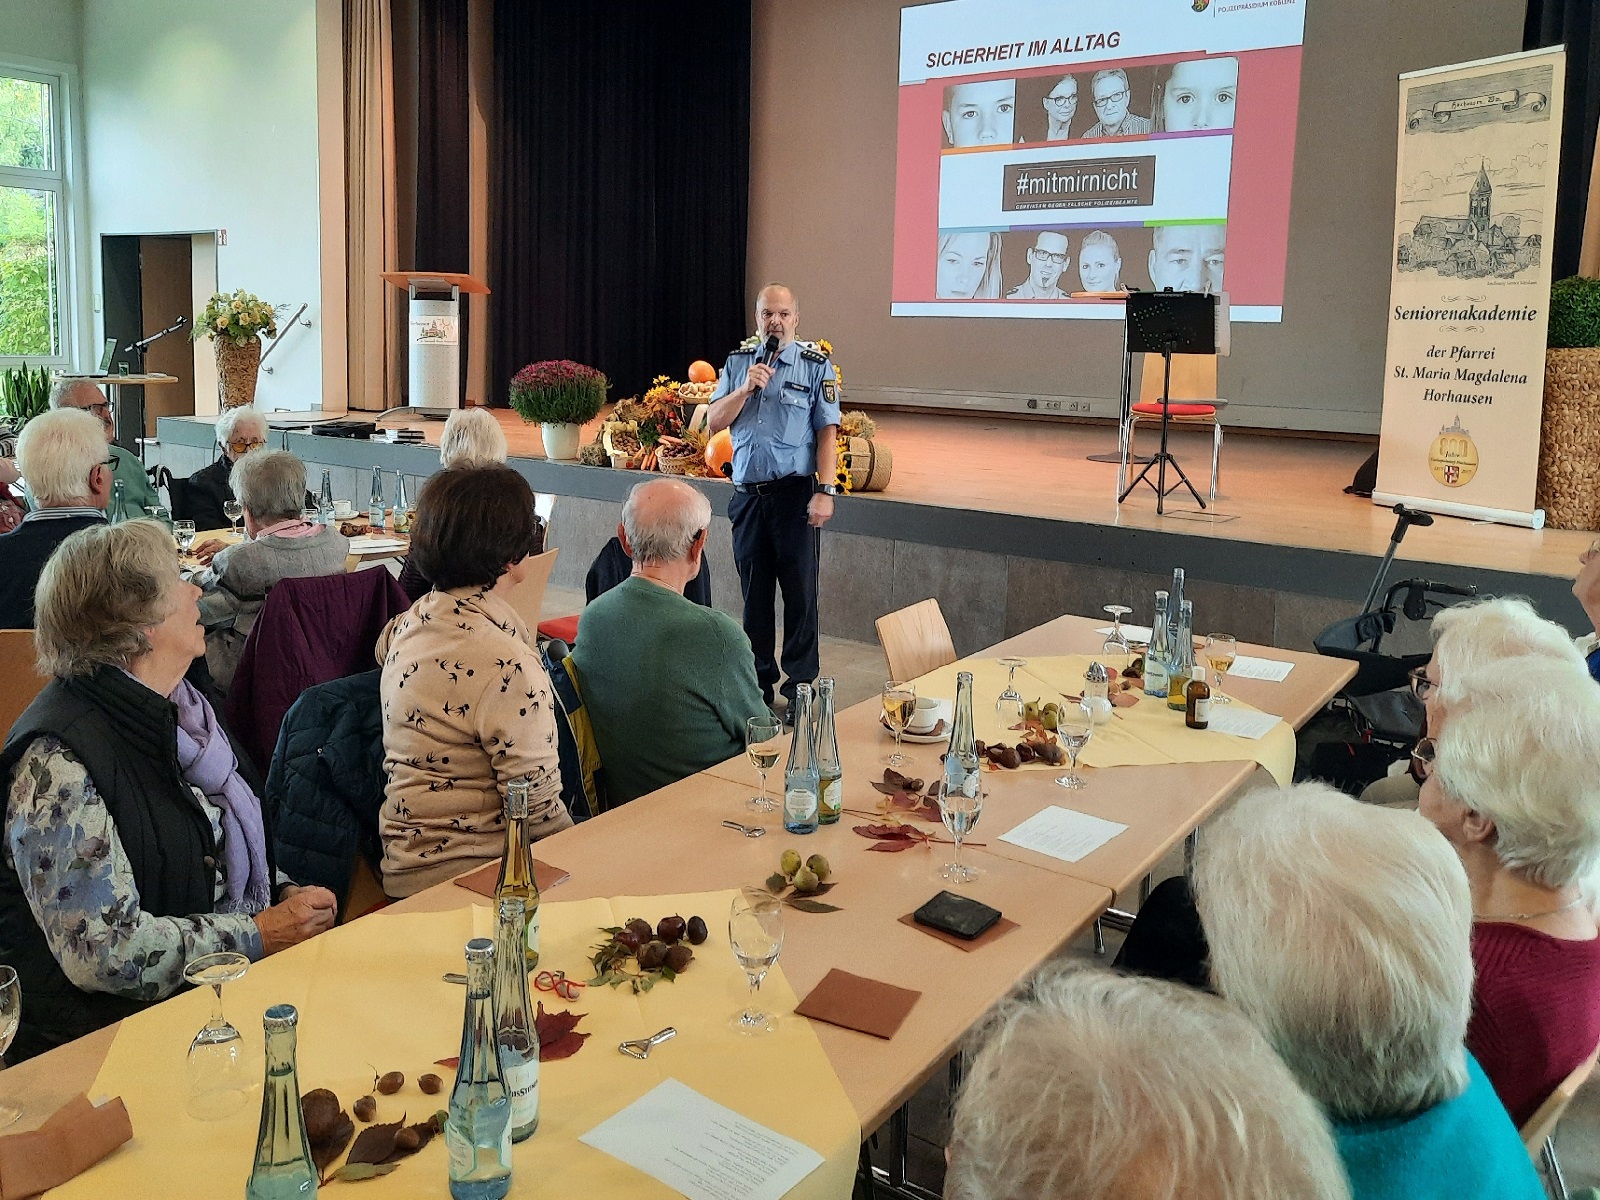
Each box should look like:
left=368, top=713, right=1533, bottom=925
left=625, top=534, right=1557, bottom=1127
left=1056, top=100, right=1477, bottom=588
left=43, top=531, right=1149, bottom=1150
left=376, top=465, right=572, bottom=897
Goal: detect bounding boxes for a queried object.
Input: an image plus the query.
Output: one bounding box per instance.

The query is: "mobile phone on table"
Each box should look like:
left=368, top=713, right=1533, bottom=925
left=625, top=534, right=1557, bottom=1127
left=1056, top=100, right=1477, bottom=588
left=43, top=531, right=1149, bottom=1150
left=914, top=890, right=1002, bottom=940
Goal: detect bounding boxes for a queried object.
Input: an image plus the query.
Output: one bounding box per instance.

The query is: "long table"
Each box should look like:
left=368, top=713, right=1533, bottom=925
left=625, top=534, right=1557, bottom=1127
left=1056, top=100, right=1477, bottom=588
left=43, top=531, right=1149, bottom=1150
left=0, top=614, right=1353, bottom=1180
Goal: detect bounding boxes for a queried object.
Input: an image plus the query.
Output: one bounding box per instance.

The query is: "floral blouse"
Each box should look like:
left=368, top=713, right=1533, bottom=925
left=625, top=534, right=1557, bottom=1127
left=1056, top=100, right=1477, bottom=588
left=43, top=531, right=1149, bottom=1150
left=4, top=736, right=262, bottom=1002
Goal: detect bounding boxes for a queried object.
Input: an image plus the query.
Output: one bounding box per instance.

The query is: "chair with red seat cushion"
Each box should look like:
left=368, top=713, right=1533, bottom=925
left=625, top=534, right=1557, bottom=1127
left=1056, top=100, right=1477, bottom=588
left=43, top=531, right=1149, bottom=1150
left=1123, top=354, right=1227, bottom=504
left=538, top=613, right=581, bottom=644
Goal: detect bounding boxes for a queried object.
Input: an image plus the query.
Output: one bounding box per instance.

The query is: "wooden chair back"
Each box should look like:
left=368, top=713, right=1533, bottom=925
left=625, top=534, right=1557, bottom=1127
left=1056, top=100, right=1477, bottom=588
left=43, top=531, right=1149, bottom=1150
left=1138, top=353, right=1219, bottom=404
left=0, top=629, right=48, bottom=738
left=1521, top=1038, right=1600, bottom=1153
left=503, top=548, right=560, bottom=630
left=875, top=598, right=958, bottom=682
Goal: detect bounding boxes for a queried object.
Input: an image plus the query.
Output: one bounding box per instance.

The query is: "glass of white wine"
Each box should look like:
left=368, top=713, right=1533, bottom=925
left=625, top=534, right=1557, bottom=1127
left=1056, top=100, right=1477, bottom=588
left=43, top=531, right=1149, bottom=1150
left=0, top=966, right=20, bottom=1129
left=746, top=716, right=782, bottom=813
left=728, top=888, right=784, bottom=1036
left=882, top=681, right=916, bottom=767
left=182, top=951, right=253, bottom=1121
left=1206, top=634, right=1238, bottom=704
left=222, top=498, right=244, bottom=537
left=1055, top=701, right=1094, bottom=789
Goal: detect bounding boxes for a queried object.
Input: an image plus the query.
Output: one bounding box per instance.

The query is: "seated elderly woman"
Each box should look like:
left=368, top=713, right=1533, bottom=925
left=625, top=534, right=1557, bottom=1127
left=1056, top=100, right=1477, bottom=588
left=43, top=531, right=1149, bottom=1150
left=946, top=964, right=1350, bottom=1200
left=0, top=521, right=336, bottom=1061
left=377, top=465, right=572, bottom=897
left=1416, top=656, right=1600, bottom=1127
left=1362, top=595, right=1585, bottom=807
left=186, top=405, right=268, bottom=534
left=396, top=408, right=542, bottom=603
left=197, top=449, right=350, bottom=691
left=1195, top=783, right=1542, bottom=1200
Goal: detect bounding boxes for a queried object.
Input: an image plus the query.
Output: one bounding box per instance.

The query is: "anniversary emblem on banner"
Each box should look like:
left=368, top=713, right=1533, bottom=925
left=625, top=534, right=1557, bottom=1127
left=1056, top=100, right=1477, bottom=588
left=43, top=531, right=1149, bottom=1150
left=1373, top=46, right=1566, bottom=528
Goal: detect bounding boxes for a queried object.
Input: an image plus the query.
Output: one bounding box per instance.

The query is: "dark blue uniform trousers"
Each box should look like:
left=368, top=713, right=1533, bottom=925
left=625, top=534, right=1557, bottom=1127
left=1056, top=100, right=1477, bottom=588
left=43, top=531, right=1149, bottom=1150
left=728, top=477, right=820, bottom=708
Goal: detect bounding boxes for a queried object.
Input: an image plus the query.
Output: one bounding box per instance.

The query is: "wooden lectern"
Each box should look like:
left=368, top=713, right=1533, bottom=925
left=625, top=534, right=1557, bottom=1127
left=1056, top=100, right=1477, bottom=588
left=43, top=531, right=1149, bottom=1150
left=380, top=271, right=490, bottom=418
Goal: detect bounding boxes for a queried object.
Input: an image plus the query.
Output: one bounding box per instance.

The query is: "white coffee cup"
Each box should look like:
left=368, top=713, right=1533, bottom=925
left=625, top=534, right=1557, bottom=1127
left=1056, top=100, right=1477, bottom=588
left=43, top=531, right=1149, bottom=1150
left=906, top=696, right=940, bottom=734
left=333, top=499, right=355, bottom=519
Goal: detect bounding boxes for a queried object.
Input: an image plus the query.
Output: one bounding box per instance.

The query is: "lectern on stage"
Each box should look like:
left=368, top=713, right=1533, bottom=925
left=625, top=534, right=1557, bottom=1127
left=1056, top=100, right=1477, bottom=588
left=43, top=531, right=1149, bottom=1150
left=380, top=271, right=490, bottom=418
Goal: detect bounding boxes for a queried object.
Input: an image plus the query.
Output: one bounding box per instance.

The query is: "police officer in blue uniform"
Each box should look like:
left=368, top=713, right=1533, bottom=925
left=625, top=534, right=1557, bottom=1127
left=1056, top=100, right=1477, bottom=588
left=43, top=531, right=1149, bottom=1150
left=708, top=284, right=841, bottom=712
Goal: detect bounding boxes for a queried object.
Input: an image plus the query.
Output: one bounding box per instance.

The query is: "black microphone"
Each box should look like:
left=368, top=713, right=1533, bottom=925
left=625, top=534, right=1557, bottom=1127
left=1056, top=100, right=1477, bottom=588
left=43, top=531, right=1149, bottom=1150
left=759, top=334, right=780, bottom=366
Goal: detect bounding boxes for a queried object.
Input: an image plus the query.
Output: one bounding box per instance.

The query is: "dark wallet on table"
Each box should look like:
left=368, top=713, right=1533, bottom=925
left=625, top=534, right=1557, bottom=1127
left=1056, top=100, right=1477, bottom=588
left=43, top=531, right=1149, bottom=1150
left=913, top=890, right=1002, bottom=941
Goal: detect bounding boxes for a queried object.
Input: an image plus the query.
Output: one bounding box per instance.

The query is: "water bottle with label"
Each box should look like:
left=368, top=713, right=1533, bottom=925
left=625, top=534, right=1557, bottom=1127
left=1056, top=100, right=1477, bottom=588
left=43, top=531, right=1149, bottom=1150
left=493, top=897, right=539, bottom=1142
left=783, top=684, right=820, bottom=835
left=814, top=678, right=842, bottom=825
left=446, top=939, right=512, bottom=1199
left=317, top=469, right=335, bottom=527
left=392, top=470, right=411, bottom=533
left=1144, top=590, right=1171, bottom=698
left=368, top=465, right=386, bottom=531
left=245, top=1005, right=316, bottom=1199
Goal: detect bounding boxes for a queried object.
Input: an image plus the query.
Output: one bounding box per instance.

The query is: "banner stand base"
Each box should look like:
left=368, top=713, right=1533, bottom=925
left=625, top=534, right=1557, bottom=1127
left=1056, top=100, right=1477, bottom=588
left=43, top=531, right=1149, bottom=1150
left=1371, top=490, right=1545, bottom=531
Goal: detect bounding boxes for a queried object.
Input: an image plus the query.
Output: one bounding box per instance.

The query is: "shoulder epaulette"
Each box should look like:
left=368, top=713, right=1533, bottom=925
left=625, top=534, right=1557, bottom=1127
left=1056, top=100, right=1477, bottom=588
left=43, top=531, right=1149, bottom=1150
left=732, top=335, right=761, bottom=355
left=799, top=340, right=829, bottom=364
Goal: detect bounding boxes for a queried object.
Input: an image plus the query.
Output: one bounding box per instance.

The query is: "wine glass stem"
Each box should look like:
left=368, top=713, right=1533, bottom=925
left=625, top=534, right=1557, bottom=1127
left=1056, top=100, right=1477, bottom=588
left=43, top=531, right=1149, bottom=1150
left=210, top=982, right=225, bottom=1028
left=894, top=726, right=903, bottom=757
left=758, top=770, right=767, bottom=805
left=952, top=833, right=963, bottom=873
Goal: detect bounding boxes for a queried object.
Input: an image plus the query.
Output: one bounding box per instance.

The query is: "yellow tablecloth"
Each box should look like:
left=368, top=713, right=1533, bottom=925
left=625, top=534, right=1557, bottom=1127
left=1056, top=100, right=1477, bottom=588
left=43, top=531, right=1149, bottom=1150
left=61, top=893, right=858, bottom=1198
left=910, top=654, right=1295, bottom=786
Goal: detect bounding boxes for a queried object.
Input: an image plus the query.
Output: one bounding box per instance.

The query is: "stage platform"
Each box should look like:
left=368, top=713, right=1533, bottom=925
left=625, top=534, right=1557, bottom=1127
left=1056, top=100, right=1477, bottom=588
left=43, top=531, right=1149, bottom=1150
left=150, top=408, right=1593, bottom=655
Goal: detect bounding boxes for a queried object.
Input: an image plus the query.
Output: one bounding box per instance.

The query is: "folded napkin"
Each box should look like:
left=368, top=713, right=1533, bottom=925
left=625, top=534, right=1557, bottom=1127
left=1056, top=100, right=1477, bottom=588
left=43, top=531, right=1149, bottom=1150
left=451, top=857, right=570, bottom=897
left=794, top=969, right=922, bottom=1040
left=0, top=1094, right=132, bottom=1199
left=898, top=911, right=1020, bottom=952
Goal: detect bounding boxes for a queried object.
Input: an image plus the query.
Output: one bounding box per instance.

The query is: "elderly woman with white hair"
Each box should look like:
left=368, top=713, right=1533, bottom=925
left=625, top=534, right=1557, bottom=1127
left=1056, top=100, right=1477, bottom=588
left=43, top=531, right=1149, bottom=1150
left=946, top=964, right=1350, bottom=1200
left=0, top=521, right=336, bottom=1060
left=197, top=449, right=350, bottom=690
left=1414, top=656, right=1600, bottom=1127
left=1196, top=783, right=1542, bottom=1200
left=184, top=405, right=271, bottom=536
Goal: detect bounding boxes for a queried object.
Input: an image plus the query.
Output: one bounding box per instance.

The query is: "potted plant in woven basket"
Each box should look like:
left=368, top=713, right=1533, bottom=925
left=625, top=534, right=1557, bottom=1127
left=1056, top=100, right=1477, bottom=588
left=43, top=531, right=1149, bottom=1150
left=194, top=289, right=278, bottom=409
left=1536, top=276, right=1600, bottom=529
left=509, top=359, right=608, bottom=461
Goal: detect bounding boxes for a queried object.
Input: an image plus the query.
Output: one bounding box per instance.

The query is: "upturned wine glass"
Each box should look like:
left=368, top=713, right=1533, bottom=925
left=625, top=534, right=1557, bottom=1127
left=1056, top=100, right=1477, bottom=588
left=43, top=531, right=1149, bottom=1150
left=1102, top=605, right=1133, bottom=672
left=745, top=715, right=782, bottom=813
left=996, top=657, right=1027, bottom=723
left=183, top=951, right=253, bottom=1120
left=0, top=966, right=20, bottom=1129
left=1055, top=701, right=1094, bottom=789
left=728, top=888, right=784, bottom=1036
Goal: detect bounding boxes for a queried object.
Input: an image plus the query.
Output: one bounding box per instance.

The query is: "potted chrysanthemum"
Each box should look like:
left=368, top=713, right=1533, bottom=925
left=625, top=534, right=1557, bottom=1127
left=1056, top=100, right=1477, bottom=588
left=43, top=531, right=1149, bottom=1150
left=1537, top=276, right=1600, bottom=528
left=508, top=359, right=608, bottom=461
left=194, top=289, right=278, bottom=409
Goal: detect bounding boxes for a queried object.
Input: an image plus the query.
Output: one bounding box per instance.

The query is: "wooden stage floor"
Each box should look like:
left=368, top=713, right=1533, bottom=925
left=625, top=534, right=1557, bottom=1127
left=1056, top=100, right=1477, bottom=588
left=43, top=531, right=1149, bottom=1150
left=367, top=407, right=1592, bottom=585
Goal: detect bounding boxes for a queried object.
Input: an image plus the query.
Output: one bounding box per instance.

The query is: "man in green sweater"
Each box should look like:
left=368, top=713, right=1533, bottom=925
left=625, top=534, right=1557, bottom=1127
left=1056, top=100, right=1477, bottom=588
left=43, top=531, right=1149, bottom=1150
left=573, top=478, right=769, bottom=806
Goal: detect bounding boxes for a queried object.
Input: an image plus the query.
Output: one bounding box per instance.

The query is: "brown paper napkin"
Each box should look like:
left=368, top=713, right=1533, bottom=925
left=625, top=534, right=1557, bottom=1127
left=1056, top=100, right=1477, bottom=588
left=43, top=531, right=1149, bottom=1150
left=0, top=1093, right=132, bottom=1200
left=794, top=969, right=922, bottom=1040
left=898, top=911, right=1020, bottom=952
left=451, top=857, right=570, bottom=897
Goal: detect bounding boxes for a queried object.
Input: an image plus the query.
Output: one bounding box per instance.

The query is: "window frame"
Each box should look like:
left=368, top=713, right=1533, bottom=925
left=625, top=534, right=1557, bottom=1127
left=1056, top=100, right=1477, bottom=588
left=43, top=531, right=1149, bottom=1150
left=0, top=60, right=73, bottom=369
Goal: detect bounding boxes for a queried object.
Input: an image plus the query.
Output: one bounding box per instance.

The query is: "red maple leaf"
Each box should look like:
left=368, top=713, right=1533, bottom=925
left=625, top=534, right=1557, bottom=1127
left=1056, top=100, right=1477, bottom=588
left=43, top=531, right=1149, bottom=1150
left=536, top=1001, right=591, bottom=1061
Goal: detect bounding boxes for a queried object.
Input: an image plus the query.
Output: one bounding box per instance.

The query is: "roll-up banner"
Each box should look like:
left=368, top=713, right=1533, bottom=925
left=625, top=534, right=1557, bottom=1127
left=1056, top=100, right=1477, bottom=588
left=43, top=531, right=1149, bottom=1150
left=1373, top=45, right=1565, bottom=530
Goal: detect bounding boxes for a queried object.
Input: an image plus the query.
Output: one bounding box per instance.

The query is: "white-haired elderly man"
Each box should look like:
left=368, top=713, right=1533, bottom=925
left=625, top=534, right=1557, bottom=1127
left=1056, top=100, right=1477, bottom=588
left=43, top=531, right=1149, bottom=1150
left=197, top=449, right=349, bottom=691
left=185, top=405, right=269, bottom=534
left=946, top=964, right=1350, bottom=1200
left=571, top=477, right=768, bottom=806
left=47, top=377, right=158, bottom=523
left=0, top=408, right=112, bottom=629
left=1197, top=783, right=1543, bottom=1200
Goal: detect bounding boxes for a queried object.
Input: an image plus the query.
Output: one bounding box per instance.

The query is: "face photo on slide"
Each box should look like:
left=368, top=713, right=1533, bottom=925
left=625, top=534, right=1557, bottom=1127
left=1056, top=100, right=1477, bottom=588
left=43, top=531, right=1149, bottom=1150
left=943, top=79, right=1016, bottom=147
left=1077, top=230, right=1126, bottom=292
left=1014, top=74, right=1079, bottom=143
left=1001, top=230, right=1072, bottom=299
left=937, top=231, right=1004, bottom=298
left=1148, top=223, right=1226, bottom=293
left=1083, top=66, right=1156, bottom=139
left=1154, top=57, right=1238, bottom=132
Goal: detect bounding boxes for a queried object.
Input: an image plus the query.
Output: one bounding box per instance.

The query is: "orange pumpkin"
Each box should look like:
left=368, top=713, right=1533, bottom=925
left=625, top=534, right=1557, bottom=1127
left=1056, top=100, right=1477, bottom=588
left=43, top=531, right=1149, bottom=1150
left=705, top=428, right=735, bottom=478
left=687, top=360, right=717, bottom=384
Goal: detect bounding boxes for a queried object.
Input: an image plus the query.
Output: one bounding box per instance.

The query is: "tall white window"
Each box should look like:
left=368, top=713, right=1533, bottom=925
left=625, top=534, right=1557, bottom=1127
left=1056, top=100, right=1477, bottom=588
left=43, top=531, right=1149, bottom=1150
left=0, top=66, right=68, bottom=364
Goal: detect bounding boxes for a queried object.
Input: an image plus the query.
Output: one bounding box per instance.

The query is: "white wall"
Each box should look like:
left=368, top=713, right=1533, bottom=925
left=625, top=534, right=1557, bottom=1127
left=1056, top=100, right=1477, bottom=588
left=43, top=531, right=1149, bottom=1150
left=80, top=0, right=330, bottom=412
left=0, top=0, right=78, bottom=63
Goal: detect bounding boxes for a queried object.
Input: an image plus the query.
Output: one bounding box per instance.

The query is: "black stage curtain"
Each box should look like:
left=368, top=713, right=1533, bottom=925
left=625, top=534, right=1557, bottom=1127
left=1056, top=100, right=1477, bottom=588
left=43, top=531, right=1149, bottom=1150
left=490, top=1, right=751, bottom=404
left=1525, top=0, right=1600, bottom=278
left=414, top=0, right=471, bottom=396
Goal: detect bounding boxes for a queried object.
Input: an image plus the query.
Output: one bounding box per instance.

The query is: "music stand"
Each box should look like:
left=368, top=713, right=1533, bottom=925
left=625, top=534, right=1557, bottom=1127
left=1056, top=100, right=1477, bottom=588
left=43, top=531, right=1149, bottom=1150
left=1117, top=290, right=1216, bottom=514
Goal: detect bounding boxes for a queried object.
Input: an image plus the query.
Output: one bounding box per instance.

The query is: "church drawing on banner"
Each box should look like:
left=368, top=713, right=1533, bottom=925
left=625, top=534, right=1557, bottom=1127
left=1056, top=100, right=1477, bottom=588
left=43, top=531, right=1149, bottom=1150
left=1397, top=163, right=1541, bottom=279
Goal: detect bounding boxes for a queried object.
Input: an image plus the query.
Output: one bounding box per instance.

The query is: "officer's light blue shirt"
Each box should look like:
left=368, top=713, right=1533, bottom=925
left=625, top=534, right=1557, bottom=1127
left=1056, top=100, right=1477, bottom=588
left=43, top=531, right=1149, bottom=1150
left=711, top=339, right=840, bottom=486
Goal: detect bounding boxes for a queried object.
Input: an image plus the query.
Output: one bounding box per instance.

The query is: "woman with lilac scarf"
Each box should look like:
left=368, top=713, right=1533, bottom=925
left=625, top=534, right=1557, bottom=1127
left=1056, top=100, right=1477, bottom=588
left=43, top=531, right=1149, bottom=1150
left=0, top=521, right=340, bottom=1060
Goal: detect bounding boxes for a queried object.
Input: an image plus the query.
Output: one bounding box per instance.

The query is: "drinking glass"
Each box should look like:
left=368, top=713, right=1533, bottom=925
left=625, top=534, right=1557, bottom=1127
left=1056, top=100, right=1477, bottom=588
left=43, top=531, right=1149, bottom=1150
left=0, top=966, right=20, bottom=1129
left=1206, top=634, right=1238, bottom=704
left=936, top=772, right=984, bottom=885
left=728, top=888, right=784, bottom=1036
left=183, top=951, right=253, bottom=1120
left=996, top=656, right=1027, bottom=723
left=745, top=715, right=782, bottom=814
left=1102, top=605, right=1134, bottom=675
left=1055, top=701, right=1094, bottom=789
left=882, top=681, right=916, bottom=767
left=222, top=498, right=244, bottom=537
left=173, top=520, right=196, bottom=555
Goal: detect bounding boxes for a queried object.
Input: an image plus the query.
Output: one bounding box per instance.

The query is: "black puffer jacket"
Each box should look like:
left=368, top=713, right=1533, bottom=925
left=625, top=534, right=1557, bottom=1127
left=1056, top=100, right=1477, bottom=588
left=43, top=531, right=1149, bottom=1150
left=265, top=670, right=385, bottom=907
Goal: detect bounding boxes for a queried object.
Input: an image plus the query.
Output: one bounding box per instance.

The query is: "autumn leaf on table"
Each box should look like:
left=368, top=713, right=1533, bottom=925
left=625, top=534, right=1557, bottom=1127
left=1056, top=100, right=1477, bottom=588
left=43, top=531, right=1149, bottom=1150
left=311, top=1111, right=355, bottom=1179
left=537, top=1001, right=591, bottom=1061
left=345, top=1118, right=406, bottom=1167
left=879, top=790, right=942, bottom=822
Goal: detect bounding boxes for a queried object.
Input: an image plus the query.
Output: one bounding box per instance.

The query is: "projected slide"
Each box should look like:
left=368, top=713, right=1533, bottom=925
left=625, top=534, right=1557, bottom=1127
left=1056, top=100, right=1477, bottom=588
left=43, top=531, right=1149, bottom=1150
left=892, top=0, right=1306, bottom=322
